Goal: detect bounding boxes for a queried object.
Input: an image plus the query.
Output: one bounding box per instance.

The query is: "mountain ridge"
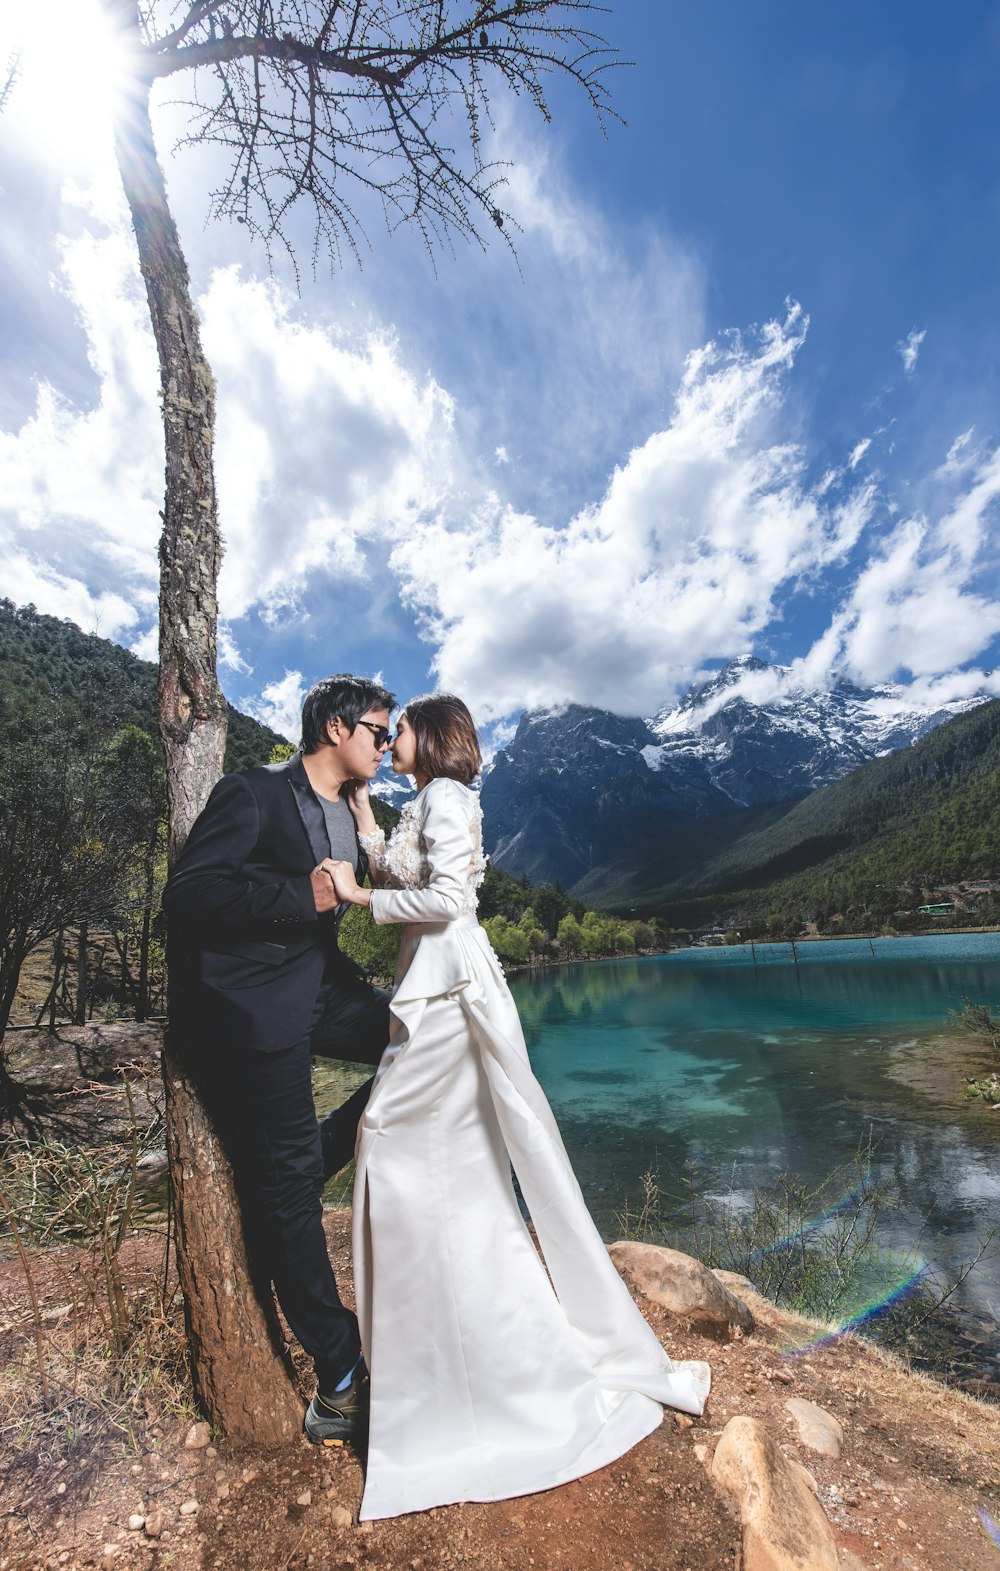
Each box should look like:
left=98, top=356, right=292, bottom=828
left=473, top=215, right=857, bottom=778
left=481, top=657, right=990, bottom=888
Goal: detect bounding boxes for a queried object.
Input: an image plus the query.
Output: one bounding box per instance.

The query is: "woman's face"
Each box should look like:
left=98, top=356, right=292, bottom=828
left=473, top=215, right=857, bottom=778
left=390, top=712, right=419, bottom=777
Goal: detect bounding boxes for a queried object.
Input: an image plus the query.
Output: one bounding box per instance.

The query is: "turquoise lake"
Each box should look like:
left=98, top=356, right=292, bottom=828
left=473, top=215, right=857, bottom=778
left=509, top=933, right=1000, bottom=1376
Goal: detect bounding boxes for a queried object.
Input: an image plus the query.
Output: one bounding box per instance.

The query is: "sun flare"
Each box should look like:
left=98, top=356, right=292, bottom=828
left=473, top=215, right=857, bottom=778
left=2, top=0, right=133, bottom=176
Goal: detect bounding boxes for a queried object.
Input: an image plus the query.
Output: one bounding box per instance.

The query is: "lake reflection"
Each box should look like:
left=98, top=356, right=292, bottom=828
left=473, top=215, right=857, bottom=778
left=510, top=935, right=1000, bottom=1373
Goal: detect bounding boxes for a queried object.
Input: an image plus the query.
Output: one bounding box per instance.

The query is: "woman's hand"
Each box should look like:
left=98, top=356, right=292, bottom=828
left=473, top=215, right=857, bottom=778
left=343, top=779, right=377, bottom=835
left=327, top=858, right=372, bottom=906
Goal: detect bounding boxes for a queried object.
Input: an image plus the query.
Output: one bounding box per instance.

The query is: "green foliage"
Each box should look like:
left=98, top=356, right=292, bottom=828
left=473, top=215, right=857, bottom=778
left=482, top=915, right=530, bottom=962
left=556, top=913, right=584, bottom=955
left=0, top=598, right=286, bottom=773
left=268, top=740, right=297, bottom=763
left=337, top=905, right=400, bottom=985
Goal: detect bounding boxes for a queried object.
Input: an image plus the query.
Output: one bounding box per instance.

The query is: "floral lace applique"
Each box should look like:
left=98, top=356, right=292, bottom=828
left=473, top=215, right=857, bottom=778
left=360, top=790, right=488, bottom=917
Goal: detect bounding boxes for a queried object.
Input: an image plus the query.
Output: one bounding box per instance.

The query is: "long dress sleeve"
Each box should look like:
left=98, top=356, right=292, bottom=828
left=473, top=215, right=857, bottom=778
left=369, top=779, right=470, bottom=925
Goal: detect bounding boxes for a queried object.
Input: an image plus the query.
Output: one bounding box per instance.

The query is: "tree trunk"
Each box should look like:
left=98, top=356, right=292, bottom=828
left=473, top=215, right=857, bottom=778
left=75, top=923, right=88, bottom=1026
left=136, top=837, right=156, bottom=1022
left=106, top=0, right=300, bottom=1443
left=49, top=927, right=64, bottom=1032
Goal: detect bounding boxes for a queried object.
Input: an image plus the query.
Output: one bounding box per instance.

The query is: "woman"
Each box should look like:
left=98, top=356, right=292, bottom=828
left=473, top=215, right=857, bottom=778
left=329, top=694, right=710, bottom=1521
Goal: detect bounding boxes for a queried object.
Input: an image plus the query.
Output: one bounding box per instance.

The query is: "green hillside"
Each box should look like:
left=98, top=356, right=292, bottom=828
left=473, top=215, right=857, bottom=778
left=0, top=598, right=285, bottom=770
left=579, top=696, right=1000, bottom=927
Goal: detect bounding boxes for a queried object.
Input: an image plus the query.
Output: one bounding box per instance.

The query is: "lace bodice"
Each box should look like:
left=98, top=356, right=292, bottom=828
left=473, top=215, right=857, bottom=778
left=359, top=777, right=487, bottom=922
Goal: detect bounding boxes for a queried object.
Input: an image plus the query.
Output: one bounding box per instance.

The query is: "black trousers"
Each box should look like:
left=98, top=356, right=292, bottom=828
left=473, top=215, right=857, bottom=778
left=221, top=964, right=390, bottom=1390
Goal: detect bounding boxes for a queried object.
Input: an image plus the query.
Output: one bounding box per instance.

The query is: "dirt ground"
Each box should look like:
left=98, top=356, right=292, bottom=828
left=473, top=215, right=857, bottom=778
left=2, top=1209, right=999, bottom=1571
left=2, top=1027, right=1000, bottom=1571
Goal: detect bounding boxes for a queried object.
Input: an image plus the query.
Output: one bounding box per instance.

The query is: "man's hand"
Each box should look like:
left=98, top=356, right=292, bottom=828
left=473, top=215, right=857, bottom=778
left=310, top=863, right=340, bottom=913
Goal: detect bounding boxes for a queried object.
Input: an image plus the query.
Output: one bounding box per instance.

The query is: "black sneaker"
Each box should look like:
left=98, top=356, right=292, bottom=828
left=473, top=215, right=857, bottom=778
left=304, top=1368, right=369, bottom=1446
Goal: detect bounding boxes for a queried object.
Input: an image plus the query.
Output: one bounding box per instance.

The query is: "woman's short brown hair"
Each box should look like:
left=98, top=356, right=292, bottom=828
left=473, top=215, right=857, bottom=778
left=403, top=693, right=482, bottom=786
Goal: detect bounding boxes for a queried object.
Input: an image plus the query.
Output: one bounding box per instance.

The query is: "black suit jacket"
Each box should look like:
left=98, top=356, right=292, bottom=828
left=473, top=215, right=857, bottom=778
left=163, top=754, right=369, bottom=1053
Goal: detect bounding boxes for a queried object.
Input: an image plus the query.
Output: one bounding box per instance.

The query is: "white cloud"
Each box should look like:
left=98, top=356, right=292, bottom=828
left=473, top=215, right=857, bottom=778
left=245, top=670, right=307, bottom=742
left=390, top=304, right=877, bottom=719
left=796, top=441, right=1000, bottom=688
left=848, top=437, right=872, bottom=470
left=201, top=267, right=463, bottom=623
left=0, top=184, right=163, bottom=630
left=897, top=328, right=926, bottom=374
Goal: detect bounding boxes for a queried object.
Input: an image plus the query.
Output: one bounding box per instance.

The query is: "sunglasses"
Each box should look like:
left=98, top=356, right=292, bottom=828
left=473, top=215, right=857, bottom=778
left=356, top=720, right=395, bottom=749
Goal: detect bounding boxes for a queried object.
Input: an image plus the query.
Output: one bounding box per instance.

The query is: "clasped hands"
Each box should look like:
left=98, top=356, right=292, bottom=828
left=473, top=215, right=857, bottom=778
left=310, top=857, right=371, bottom=912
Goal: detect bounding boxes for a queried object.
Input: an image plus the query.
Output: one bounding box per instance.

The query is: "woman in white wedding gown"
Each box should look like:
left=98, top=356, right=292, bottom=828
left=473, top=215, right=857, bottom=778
left=329, top=694, right=710, bottom=1522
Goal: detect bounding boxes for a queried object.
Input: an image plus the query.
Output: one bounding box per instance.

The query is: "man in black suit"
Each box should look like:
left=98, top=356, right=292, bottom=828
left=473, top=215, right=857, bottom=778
left=164, top=673, right=395, bottom=1444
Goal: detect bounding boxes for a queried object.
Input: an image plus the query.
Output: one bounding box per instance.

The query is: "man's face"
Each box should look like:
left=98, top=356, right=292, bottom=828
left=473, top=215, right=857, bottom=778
left=328, top=707, right=392, bottom=780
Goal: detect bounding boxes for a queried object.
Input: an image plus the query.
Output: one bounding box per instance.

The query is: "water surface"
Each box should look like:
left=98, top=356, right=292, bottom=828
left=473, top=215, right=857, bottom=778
left=510, top=934, right=1000, bottom=1374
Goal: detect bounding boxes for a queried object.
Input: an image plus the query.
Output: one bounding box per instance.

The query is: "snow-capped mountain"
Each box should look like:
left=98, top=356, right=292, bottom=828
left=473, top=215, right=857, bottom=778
left=480, top=658, right=989, bottom=886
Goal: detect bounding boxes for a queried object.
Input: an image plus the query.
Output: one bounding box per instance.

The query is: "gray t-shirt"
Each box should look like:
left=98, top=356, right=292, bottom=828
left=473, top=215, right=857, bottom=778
left=317, top=792, right=359, bottom=874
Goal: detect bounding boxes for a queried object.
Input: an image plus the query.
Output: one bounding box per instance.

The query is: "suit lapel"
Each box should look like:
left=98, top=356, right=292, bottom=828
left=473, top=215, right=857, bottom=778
left=288, top=754, right=331, bottom=867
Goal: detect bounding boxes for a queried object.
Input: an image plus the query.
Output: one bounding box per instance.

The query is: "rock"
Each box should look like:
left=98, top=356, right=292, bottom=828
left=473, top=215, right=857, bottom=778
left=127, top=1516, right=145, bottom=1532
left=713, top=1269, right=759, bottom=1300
left=712, top=1415, right=840, bottom=1571
left=179, top=1499, right=199, bottom=1516
left=184, top=1421, right=212, bottom=1450
left=143, top=1513, right=165, bottom=1540
left=785, top=1397, right=844, bottom=1459
left=674, top=1413, right=695, bottom=1430
left=608, top=1242, right=755, bottom=1339
left=330, top=1506, right=353, bottom=1530
left=296, top=1491, right=312, bottom=1507
left=770, top=1369, right=794, bottom=1385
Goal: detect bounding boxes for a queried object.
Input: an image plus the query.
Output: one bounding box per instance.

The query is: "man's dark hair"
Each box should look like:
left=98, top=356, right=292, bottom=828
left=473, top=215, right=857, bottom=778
left=300, top=674, right=396, bottom=754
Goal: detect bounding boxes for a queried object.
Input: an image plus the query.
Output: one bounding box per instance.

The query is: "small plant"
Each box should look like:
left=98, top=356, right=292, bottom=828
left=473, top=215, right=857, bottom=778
left=615, top=1138, right=997, bottom=1381
left=951, top=999, right=1000, bottom=1059
left=0, top=1079, right=189, bottom=1459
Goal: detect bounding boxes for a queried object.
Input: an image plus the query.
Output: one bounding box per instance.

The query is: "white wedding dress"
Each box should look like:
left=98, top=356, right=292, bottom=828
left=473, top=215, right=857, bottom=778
left=352, top=777, right=710, bottom=1521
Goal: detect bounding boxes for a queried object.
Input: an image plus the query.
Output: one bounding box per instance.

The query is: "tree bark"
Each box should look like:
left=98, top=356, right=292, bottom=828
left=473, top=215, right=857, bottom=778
left=106, top=0, right=301, bottom=1443
left=74, top=924, right=88, bottom=1026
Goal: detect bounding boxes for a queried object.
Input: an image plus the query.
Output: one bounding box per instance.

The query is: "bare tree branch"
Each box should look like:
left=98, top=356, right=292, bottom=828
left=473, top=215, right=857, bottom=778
left=129, top=2, right=619, bottom=267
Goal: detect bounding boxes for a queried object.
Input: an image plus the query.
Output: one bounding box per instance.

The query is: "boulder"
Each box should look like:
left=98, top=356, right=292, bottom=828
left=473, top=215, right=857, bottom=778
left=609, top=1242, right=754, bottom=1339
left=785, top=1397, right=844, bottom=1459
left=712, top=1415, right=840, bottom=1571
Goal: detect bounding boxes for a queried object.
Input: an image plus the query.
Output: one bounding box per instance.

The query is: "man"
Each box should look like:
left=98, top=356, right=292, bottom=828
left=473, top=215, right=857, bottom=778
left=164, top=673, right=395, bottom=1445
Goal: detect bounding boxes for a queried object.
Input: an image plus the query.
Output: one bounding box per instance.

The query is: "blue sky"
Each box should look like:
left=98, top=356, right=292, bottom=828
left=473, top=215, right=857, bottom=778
left=3, top=1, right=1000, bottom=746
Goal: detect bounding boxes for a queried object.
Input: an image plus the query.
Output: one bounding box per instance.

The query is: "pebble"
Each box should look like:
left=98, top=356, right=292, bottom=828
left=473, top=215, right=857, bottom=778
left=330, top=1506, right=353, bottom=1529
left=296, top=1491, right=312, bottom=1507
left=55, top=1483, right=66, bottom=1496
left=102, top=1545, right=119, bottom=1559
left=179, top=1499, right=199, bottom=1516
left=771, top=1369, right=794, bottom=1385
left=143, top=1513, right=165, bottom=1540
left=674, top=1413, right=694, bottom=1430
left=128, top=1516, right=145, bottom=1532
left=184, top=1422, right=212, bottom=1450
